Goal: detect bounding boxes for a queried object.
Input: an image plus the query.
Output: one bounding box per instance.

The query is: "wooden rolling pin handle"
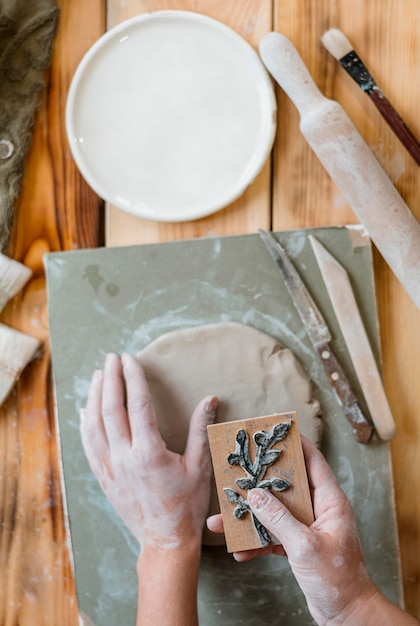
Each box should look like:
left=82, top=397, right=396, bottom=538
left=260, top=32, right=328, bottom=116
left=259, top=32, right=420, bottom=310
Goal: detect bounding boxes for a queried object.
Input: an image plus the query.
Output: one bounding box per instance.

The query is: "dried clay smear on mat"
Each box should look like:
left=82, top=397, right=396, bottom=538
left=137, top=322, right=322, bottom=545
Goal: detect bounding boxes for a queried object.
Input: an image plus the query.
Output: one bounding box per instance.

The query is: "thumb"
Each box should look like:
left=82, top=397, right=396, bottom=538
left=184, top=396, right=218, bottom=470
left=248, top=488, right=308, bottom=553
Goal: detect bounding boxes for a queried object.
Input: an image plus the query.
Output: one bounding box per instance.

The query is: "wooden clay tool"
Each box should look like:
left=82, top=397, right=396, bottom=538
left=309, top=235, right=396, bottom=442
left=321, top=28, right=420, bottom=166
left=259, top=32, right=420, bottom=311
left=259, top=229, right=373, bottom=444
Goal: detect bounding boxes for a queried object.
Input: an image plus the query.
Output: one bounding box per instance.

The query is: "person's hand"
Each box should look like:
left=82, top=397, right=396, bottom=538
left=81, top=353, right=218, bottom=551
left=207, top=437, right=379, bottom=624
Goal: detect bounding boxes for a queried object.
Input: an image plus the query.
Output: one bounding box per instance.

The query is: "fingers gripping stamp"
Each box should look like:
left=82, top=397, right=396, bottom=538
left=224, top=421, right=293, bottom=548
left=207, top=413, right=314, bottom=553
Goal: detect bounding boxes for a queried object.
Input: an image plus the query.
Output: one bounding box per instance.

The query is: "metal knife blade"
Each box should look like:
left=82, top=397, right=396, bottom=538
left=258, top=228, right=373, bottom=444
left=258, top=229, right=330, bottom=348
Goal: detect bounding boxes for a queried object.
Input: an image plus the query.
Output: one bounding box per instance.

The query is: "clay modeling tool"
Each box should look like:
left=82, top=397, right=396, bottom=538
left=309, top=235, right=396, bottom=441
left=0, top=253, right=32, bottom=312
left=0, top=323, right=40, bottom=407
left=321, top=28, right=420, bottom=166
left=258, top=228, right=373, bottom=444
left=259, top=32, right=420, bottom=311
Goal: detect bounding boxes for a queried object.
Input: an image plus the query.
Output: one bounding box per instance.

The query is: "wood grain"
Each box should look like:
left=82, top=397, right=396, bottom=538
left=105, top=0, right=273, bottom=246
left=208, top=413, right=313, bottom=553
left=0, top=1, right=105, bottom=624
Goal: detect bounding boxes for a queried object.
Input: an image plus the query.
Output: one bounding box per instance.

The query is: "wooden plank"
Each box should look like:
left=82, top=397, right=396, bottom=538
left=0, top=1, right=105, bottom=625
left=271, top=1, right=420, bottom=618
left=208, top=413, right=313, bottom=553
left=105, top=0, right=273, bottom=246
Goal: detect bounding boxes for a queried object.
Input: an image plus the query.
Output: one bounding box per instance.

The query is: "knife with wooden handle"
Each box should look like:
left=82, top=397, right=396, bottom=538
left=259, top=229, right=373, bottom=444
left=259, top=32, right=420, bottom=311
left=309, top=235, right=396, bottom=441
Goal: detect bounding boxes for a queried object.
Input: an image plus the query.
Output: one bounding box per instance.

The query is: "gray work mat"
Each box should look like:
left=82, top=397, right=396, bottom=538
left=45, top=227, right=402, bottom=626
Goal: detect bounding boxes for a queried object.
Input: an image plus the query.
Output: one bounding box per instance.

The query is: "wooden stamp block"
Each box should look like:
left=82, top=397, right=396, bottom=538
left=207, top=412, right=314, bottom=553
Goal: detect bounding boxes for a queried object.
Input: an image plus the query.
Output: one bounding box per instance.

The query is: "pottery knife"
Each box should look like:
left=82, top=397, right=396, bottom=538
left=258, top=229, right=373, bottom=444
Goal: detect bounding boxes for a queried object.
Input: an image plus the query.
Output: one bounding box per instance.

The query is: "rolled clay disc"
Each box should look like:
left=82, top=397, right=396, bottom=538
left=137, top=321, right=322, bottom=545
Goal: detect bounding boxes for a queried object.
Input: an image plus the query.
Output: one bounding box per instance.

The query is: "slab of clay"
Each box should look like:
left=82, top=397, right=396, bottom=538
left=137, top=321, right=321, bottom=544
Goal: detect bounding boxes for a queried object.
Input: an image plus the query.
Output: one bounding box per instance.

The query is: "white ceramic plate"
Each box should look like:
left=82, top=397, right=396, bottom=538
left=66, top=11, right=277, bottom=222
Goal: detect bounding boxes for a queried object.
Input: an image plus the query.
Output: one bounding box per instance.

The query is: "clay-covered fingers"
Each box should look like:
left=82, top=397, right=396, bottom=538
left=233, top=544, right=287, bottom=562
left=301, top=436, right=337, bottom=490
left=206, top=513, right=287, bottom=561
left=81, top=369, right=109, bottom=477
left=120, top=353, right=164, bottom=451
left=184, top=396, right=218, bottom=473
left=101, top=353, right=132, bottom=448
left=301, top=436, right=353, bottom=522
left=206, top=513, right=224, bottom=534
left=246, top=488, right=310, bottom=559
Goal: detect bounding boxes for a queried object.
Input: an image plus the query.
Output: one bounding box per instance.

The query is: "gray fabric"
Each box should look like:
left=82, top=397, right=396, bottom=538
left=0, top=0, right=59, bottom=252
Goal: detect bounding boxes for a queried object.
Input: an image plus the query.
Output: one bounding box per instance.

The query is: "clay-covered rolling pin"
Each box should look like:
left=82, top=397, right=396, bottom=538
left=259, top=32, right=420, bottom=310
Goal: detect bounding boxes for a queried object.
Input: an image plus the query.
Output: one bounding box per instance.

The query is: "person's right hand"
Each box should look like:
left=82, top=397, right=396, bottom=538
left=207, top=438, right=415, bottom=625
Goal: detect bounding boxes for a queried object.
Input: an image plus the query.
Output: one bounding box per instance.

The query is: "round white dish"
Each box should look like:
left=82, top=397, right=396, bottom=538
left=65, top=11, right=277, bottom=222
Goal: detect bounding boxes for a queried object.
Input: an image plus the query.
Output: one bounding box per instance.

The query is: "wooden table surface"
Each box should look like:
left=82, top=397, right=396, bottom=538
left=1, top=0, right=419, bottom=623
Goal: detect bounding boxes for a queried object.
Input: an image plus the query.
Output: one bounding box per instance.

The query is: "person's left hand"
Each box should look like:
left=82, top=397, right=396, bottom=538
left=80, top=353, right=218, bottom=550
